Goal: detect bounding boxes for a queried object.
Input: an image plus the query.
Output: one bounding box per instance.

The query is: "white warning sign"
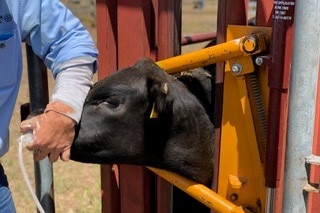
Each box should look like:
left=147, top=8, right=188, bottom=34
left=273, top=1, right=295, bottom=21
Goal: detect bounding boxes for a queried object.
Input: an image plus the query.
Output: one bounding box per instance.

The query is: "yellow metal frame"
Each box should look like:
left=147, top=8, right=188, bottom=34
left=156, top=31, right=268, bottom=74
left=219, top=25, right=271, bottom=212
left=150, top=25, right=271, bottom=212
left=147, top=167, right=245, bottom=213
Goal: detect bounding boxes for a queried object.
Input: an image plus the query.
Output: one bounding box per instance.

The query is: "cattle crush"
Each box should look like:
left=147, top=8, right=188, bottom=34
left=24, top=0, right=320, bottom=212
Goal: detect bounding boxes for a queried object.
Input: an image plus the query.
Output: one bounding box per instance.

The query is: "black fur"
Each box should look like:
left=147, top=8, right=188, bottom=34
left=70, top=58, right=214, bottom=185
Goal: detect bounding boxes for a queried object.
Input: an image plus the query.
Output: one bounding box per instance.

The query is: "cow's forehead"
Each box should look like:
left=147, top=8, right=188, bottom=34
left=86, top=72, right=148, bottom=102
left=87, top=63, right=175, bottom=101
left=107, top=67, right=148, bottom=83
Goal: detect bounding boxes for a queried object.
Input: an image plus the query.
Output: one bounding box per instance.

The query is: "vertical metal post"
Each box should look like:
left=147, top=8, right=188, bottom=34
left=26, top=45, right=55, bottom=213
left=215, top=0, right=248, bottom=193
left=284, top=0, right=320, bottom=212
left=157, top=1, right=181, bottom=213
left=96, top=1, right=182, bottom=212
left=96, top=1, right=121, bottom=212
left=264, top=1, right=295, bottom=212
left=308, top=63, right=320, bottom=212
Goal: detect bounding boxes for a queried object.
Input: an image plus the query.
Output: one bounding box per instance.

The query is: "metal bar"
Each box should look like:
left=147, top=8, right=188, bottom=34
left=25, top=45, right=54, bottom=213
left=284, top=0, right=320, bottom=212
left=181, top=32, right=216, bottom=46
left=96, top=0, right=121, bottom=212
left=156, top=33, right=267, bottom=74
left=156, top=38, right=242, bottom=73
left=97, top=1, right=182, bottom=212
left=215, top=0, right=248, bottom=197
left=156, top=1, right=182, bottom=212
left=307, top=193, right=320, bottom=213
left=96, top=0, right=118, bottom=75
left=147, top=167, right=244, bottom=213
left=155, top=0, right=181, bottom=60
left=256, top=0, right=273, bottom=27
left=264, top=1, right=295, bottom=212
left=117, top=1, right=156, bottom=212
left=255, top=0, right=285, bottom=212
left=308, top=63, right=320, bottom=212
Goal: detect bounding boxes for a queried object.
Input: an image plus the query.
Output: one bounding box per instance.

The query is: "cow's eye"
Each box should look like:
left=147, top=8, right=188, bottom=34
left=101, top=98, right=119, bottom=109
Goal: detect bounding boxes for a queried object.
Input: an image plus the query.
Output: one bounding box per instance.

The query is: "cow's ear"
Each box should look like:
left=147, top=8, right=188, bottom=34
left=134, top=57, right=156, bottom=69
left=146, top=77, right=173, bottom=118
left=134, top=57, right=173, bottom=116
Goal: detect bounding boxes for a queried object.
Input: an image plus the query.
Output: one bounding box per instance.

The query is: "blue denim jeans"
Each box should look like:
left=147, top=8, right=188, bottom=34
left=0, top=164, right=16, bottom=213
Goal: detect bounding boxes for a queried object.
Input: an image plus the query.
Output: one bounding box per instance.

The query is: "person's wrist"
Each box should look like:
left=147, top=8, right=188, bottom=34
left=45, top=110, right=76, bottom=126
left=44, top=101, right=77, bottom=124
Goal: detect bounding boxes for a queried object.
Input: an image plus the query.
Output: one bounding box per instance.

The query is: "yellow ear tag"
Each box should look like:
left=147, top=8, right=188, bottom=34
left=149, top=103, right=158, bottom=118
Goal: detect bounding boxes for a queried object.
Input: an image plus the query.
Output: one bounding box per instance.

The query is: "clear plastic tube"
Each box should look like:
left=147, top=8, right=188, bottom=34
left=17, top=132, right=46, bottom=213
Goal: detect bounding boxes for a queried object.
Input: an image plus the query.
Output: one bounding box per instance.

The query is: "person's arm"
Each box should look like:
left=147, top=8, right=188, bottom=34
left=49, top=59, right=95, bottom=123
left=19, top=0, right=98, bottom=162
left=18, top=0, right=98, bottom=76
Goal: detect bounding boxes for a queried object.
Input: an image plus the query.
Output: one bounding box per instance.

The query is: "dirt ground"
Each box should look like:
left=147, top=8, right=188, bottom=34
left=1, top=1, right=219, bottom=212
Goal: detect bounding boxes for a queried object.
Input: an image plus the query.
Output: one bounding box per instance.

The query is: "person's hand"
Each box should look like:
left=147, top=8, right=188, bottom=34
left=20, top=101, right=76, bottom=162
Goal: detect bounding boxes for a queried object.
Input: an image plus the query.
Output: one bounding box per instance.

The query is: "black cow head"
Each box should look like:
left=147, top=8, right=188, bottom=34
left=70, top=58, right=214, bottom=185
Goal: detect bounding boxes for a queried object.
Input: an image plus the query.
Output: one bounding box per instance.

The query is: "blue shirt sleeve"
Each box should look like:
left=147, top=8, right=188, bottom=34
left=18, top=0, right=98, bottom=77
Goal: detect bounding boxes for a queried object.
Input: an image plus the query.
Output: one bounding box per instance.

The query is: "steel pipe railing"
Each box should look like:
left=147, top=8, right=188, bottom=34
left=147, top=167, right=244, bottom=213
left=181, top=32, right=216, bottom=45
left=283, top=0, right=320, bottom=211
left=26, top=45, right=54, bottom=213
left=156, top=33, right=267, bottom=74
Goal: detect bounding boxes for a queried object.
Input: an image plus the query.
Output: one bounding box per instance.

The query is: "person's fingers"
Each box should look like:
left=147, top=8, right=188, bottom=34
left=26, top=143, right=40, bottom=151
left=33, top=149, right=48, bottom=161
left=49, top=151, right=60, bottom=162
left=20, top=119, right=35, bottom=133
left=33, top=149, right=41, bottom=157
left=21, top=104, right=76, bottom=163
left=25, top=135, right=43, bottom=151
left=21, top=118, right=41, bottom=134
left=60, top=149, right=71, bottom=162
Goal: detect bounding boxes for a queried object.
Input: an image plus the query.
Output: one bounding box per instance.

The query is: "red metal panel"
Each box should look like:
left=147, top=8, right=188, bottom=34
left=97, top=1, right=181, bottom=212
left=97, top=0, right=118, bottom=77
left=308, top=193, right=320, bottom=213
left=265, top=0, right=295, bottom=189
left=100, top=165, right=120, bottom=213
left=256, top=0, right=274, bottom=26
left=119, top=166, right=154, bottom=213
left=156, top=179, right=172, bottom=213
left=155, top=1, right=181, bottom=213
left=255, top=1, right=287, bottom=213
left=157, top=0, right=181, bottom=60
left=215, top=0, right=248, bottom=194
left=117, top=0, right=152, bottom=67
left=263, top=1, right=295, bottom=212
left=96, top=1, right=121, bottom=213
left=116, top=1, right=156, bottom=212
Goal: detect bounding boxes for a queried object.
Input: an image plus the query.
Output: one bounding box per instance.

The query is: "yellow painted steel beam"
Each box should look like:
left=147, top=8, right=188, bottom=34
left=219, top=25, right=272, bottom=212
left=155, top=33, right=267, bottom=74
left=147, top=167, right=245, bottom=213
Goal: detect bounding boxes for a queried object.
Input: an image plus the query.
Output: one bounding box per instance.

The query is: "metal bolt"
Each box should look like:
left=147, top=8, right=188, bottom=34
left=0, top=43, right=5, bottom=48
left=243, top=37, right=257, bottom=53
left=230, top=193, right=239, bottom=201
left=255, top=57, right=264, bottom=66
left=231, top=63, right=242, bottom=74
left=255, top=56, right=271, bottom=66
